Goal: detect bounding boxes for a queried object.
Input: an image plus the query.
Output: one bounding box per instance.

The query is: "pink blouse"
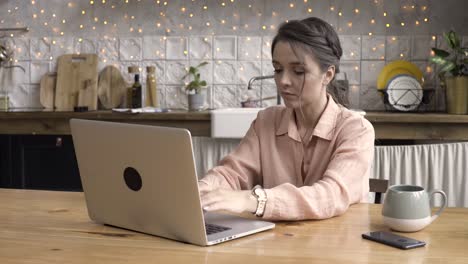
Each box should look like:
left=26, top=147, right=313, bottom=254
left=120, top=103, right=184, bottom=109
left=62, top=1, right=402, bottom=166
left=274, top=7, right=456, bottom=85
left=200, top=97, right=375, bottom=220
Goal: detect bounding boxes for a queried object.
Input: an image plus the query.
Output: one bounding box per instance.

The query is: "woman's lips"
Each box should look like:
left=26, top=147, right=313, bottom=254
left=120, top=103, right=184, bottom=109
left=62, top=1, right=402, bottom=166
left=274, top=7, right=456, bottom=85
left=281, top=93, right=297, bottom=98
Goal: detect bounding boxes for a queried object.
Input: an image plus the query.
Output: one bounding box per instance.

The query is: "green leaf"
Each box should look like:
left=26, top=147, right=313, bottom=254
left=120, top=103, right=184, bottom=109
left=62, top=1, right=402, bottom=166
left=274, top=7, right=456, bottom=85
left=462, top=48, right=468, bottom=57
left=189, top=67, right=196, bottom=75
left=448, top=31, right=461, bottom=49
left=196, top=61, right=209, bottom=68
left=432, top=48, right=450, bottom=58
left=441, top=61, right=456, bottom=73
left=199, top=80, right=207, bottom=86
left=429, top=56, right=448, bottom=65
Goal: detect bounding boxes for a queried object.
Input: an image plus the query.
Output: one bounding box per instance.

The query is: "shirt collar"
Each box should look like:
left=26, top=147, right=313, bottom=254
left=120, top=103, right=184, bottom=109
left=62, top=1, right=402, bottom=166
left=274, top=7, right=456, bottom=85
left=275, top=95, right=340, bottom=142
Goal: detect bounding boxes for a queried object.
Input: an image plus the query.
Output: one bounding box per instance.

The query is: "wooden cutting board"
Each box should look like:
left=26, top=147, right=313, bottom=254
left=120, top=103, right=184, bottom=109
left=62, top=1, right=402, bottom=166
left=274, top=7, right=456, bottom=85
left=39, top=72, right=57, bottom=109
left=55, top=54, right=98, bottom=111
left=97, top=65, right=128, bottom=109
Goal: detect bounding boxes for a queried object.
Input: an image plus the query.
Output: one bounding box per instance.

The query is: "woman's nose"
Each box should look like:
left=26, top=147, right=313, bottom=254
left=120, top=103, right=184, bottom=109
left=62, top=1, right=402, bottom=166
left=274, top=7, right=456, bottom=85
left=277, top=72, right=292, bottom=87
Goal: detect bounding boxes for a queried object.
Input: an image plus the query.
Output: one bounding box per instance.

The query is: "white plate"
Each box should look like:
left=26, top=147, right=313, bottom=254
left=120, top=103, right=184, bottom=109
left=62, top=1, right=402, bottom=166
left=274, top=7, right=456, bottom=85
left=386, top=75, right=423, bottom=112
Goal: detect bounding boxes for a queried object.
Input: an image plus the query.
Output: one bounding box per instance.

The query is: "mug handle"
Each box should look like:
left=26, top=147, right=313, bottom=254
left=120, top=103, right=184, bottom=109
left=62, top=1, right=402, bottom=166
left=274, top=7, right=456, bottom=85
left=429, top=189, right=447, bottom=223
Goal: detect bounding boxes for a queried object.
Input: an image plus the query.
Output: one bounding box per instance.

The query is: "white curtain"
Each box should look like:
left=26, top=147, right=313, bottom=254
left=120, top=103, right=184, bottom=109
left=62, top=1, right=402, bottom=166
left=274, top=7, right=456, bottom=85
left=372, top=142, right=468, bottom=208
left=193, top=137, right=468, bottom=208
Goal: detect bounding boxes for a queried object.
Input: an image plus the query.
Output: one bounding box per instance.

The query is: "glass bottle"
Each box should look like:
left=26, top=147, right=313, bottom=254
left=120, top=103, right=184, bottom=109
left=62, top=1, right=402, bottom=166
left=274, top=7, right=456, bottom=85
left=145, top=66, right=158, bottom=107
left=131, top=74, right=142, bottom=108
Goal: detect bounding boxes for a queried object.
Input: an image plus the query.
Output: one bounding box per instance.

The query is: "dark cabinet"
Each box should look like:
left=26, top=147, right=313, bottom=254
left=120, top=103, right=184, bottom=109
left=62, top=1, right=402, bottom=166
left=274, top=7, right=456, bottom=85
left=0, top=135, right=82, bottom=191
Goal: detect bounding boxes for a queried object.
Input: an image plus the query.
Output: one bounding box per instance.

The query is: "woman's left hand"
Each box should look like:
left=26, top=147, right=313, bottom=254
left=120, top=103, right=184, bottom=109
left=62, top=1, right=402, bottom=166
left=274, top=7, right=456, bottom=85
left=200, top=189, right=257, bottom=214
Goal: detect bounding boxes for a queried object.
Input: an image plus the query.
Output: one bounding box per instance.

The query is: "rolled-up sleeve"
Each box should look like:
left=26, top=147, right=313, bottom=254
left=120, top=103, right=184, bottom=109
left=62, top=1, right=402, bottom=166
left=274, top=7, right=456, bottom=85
left=262, top=119, right=375, bottom=220
left=199, top=120, right=262, bottom=191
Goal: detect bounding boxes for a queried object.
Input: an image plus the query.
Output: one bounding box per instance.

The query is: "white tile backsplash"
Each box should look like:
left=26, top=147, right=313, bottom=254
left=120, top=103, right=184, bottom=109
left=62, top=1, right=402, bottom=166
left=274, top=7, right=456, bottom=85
left=213, top=60, right=237, bottom=84
left=28, top=84, right=42, bottom=108
left=143, top=36, right=166, bottom=60
left=30, top=38, right=52, bottom=60
left=3, top=33, right=450, bottom=111
left=5, top=37, right=30, bottom=61
left=360, top=61, right=385, bottom=86
left=165, top=85, right=188, bottom=109
left=119, top=37, right=142, bottom=61
left=340, top=35, right=361, bottom=61
left=237, top=61, right=262, bottom=85
left=213, top=85, right=239, bottom=108
left=166, top=37, right=188, bottom=60
left=261, top=60, right=275, bottom=85
left=362, top=36, right=386, bottom=60
left=8, top=83, right=29, bottom=108
left=74, top=38, right=97, bottom=54
left=238, top=36, right=262, bottom=61
left=51, top=37, right=74, bottom=60
left=30, top=61, right=50, bottom=84
left=166, top=60, right=188, bottom=85
left=359, top=85, right=386, bottom=111
left=411, top=36, right=436, bottom=60
left=386, top=36, right=411, bottom=61
left=338, top=61, right=361, bottom=85
left=262, top=36, right=273, bottom=61
left=98, top=38, right=119, bottom=61
left=189, top=36, right=212, bottom=60
left=213, top=36, right=236, bottom=60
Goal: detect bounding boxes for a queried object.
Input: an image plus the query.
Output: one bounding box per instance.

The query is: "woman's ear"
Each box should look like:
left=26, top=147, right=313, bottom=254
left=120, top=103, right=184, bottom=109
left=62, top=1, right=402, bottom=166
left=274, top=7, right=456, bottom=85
left=323, top=65, right=335, bottom=86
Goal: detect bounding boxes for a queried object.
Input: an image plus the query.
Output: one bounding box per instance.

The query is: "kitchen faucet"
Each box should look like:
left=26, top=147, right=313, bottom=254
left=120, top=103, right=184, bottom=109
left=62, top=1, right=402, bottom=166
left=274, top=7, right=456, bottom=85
left=246, top=75, right=280, bottom=106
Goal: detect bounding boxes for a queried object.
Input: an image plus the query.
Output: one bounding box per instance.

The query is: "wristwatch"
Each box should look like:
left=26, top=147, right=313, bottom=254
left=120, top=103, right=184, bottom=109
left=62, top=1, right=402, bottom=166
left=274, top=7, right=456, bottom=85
left=252, top=185, right=267, bottom=217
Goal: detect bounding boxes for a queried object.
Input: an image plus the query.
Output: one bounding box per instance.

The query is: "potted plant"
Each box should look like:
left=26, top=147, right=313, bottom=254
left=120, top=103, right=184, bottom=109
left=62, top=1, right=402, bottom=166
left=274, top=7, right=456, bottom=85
left=430, top=30, right=468, bottom=114
left=181, top=62, right=208, bottom=111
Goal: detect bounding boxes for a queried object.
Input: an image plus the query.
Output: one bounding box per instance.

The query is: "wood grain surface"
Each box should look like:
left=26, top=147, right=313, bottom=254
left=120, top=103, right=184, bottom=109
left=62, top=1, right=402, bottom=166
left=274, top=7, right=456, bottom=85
left=39, top=72, right=57, bottom=109
left=97, top=65, right=128, bottom=109
left=55, top=54, right=98, bottom=111
left=0, top=189, right=467, bottom=264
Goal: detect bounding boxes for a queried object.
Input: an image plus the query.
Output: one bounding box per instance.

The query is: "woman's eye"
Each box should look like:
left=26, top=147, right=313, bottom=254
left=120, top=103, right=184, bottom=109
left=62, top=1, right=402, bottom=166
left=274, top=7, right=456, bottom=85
left=294, top=71, right=305, bottom=75
left=274, top=69, right=282, bottom=73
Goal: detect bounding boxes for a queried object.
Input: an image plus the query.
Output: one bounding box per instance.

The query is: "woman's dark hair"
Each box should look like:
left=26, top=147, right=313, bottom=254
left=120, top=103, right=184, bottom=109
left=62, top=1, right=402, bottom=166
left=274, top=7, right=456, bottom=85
left=271, top=17, right=348, bottom=106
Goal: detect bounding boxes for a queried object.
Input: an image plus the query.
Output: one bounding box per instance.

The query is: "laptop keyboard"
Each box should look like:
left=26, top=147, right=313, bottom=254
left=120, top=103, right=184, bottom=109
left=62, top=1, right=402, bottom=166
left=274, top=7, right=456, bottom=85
left=205, top=223, right=231, bottom=235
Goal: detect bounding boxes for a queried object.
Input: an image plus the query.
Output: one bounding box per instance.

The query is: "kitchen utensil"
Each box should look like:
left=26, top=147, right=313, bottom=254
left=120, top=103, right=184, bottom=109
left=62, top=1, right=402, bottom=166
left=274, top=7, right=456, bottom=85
left=55, top=54, right=98, bottom=111
left=386, top=75, right=423, bottom=112
left=39, top=72, right=57, bottom=109
left=377, top=60, right=423, bottom=90
left=97, top=65, right=128, bottom=109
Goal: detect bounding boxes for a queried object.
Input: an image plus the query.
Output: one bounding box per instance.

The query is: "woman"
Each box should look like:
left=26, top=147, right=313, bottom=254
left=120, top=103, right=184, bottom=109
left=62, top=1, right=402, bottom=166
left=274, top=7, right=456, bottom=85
left=199, top=17, right=375, bottom=221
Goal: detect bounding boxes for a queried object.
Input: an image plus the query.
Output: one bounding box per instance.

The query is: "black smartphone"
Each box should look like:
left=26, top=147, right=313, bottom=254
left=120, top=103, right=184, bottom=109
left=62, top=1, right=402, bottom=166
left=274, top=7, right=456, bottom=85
left=362, top=231, right=426, bottom=250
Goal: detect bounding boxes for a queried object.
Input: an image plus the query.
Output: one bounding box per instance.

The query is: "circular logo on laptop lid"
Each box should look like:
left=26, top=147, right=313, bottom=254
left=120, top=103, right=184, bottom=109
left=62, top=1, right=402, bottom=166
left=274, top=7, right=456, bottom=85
left=123, top=167, right=142, bottom=191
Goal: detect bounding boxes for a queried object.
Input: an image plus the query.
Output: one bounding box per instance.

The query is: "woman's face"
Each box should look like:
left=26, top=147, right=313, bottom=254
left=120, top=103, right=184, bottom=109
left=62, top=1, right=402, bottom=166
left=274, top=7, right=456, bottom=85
left=272, top=41, right=334, bottom=109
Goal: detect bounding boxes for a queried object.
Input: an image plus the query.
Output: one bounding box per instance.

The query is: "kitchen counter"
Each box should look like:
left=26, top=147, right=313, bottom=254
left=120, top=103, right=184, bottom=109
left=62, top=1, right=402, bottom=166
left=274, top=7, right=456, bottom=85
left=1, top=110, right=468, bottom=140
left=0, top=110, right=211, bottom=136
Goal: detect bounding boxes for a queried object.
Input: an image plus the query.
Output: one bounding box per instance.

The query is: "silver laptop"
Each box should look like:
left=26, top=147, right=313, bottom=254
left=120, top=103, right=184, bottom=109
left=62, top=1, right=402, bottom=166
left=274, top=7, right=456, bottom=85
left=70, top=119, right=274, bottom=246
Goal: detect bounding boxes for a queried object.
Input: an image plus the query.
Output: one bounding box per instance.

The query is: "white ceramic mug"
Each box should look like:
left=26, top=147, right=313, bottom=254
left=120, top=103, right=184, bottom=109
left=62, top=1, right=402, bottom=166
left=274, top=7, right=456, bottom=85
left=382, top=185, right=447, bottom=232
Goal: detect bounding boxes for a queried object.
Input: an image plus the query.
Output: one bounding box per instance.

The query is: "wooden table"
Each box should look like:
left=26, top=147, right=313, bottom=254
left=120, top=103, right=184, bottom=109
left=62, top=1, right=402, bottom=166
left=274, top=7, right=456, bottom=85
left=2, top=110, right=468, bottom=140
left=1, top=189, right=467, bottom=263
